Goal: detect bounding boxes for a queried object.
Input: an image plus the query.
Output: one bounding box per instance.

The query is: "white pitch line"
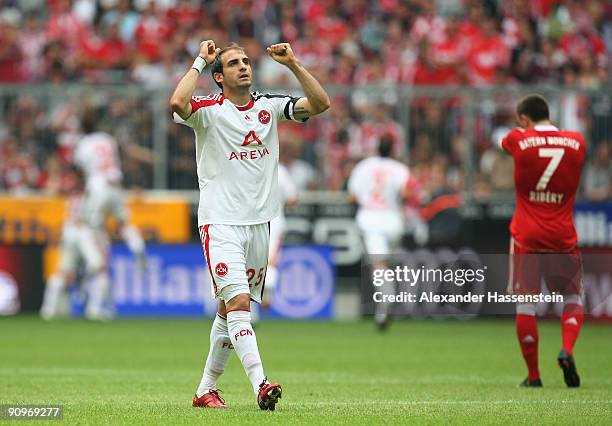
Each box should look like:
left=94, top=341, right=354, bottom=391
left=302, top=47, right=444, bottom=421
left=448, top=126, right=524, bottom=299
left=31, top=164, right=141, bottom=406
left=283, top=400, right=612, bottom=406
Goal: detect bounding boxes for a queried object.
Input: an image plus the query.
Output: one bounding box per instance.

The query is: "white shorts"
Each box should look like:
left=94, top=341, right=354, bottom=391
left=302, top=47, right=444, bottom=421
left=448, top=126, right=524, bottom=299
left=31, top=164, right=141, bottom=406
left=199, top=223, right=270, bottom=304
left=84, top=180, right=128, bottom=229
left=59, top=224, right=108, bottom=274
left=357, top=210, right=403, bottom=256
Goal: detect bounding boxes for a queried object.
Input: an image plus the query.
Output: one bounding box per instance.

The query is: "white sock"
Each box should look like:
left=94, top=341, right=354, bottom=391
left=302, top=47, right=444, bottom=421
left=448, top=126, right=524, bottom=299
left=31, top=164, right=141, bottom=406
left=40, top=274, right=65, bottom=319
left=227, top=310, right=266, bottom=394
left=85, top=272, right=110, bottom=318
left=374, top=273, right=393, bottom=323
left=197, top=315, right=233, bottom=396
left=121, top=225, right=145, bottom=256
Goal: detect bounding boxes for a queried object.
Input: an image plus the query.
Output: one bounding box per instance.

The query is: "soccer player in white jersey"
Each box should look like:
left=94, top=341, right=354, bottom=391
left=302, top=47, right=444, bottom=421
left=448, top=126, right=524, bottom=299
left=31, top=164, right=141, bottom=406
left=40, top=166, right=112, bottom=320
left=263, top=163, right=298, bottom=309
left=72, top=112, right=145, bottom=318
left=73, top=112, right=144, bottom=264
left=348, top=138, right=410, bottom=330
left=251, top=163, right=298, bottom=323
left=170, top=40, right=329, bottom=410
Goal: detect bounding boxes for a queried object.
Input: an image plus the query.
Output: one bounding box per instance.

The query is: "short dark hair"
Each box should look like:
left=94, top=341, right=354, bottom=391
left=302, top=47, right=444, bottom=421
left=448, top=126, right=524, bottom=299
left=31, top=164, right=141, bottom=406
left=210, top=43, right=246, bottom=90
left=516, top=94, right=550, bottom=122
left=378, top=136, right=394, bottom=158
left=65, top=164, right=85, bottom=192
left=80, top=108, right=98, bottom=134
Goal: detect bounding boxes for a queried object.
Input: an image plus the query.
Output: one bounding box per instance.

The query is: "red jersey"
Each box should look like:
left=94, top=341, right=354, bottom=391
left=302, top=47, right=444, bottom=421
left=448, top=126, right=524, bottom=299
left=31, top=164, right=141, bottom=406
left=500, top=125, right=585, bottom=251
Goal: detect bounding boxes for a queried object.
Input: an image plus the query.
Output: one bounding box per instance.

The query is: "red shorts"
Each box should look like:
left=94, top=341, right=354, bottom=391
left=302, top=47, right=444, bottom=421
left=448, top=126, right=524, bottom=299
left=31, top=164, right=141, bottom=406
left=507, top=238, right=583, bottom=296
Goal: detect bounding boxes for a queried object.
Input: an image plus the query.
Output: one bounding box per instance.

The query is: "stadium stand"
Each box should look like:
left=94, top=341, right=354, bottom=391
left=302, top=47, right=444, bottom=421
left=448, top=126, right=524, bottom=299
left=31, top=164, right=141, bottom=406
left=0, top=0, right=610, bottom=203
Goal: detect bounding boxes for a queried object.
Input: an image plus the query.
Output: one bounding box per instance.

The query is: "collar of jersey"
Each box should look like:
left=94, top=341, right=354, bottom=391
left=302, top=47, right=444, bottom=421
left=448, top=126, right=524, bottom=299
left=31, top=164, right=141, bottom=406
left=232, top=96, right=254, bottom=112
left=533, top=124, right=558, bottom=131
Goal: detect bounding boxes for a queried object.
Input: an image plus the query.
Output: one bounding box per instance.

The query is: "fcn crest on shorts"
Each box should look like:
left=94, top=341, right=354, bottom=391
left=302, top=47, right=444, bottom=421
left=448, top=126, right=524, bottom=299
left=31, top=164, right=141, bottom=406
left=215, top=262, right=228, bottom=277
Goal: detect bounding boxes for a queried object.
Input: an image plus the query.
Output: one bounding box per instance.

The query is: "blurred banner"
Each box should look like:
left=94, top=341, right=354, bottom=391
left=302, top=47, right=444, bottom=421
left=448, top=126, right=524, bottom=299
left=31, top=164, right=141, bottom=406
left=574, top=201, right=612, bottom=247
left=69, top=244, right=335, bottom=319
left=0, top=195, right=191, bottom=244
left=0, top=244, right=44, bottom=314
left=266, top=245, right=335, bottom=319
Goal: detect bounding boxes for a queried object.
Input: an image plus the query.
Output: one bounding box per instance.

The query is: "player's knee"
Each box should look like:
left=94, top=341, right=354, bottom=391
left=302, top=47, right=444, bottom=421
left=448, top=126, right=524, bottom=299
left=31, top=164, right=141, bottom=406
left=87, top=257, right=106, bottom=275
left=564, top=294, right=583, bottom=306
left=225, top=293, right=251, bottom=312
left=52, top=273, right=71, bottom=287
left=88, top=265, right=106, bottom=275
left=217, top=300, right=227, bottom=317
left=516, top=302, right=537, bottom=316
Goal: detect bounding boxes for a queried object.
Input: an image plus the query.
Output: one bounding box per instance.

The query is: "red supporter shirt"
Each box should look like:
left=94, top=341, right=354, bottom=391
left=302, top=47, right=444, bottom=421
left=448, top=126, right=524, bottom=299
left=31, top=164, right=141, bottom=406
left=467, top=34, right=509, bottom=85
left=500, top=125, right=586, bottom=251
left=559, top=31, right=607, bottom=63
left=134, top=16, right=171, bottom=61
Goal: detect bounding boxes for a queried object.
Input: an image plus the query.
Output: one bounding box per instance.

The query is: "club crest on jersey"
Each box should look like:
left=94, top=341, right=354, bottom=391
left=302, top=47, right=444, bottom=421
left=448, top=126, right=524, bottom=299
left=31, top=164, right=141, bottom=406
left=258, top=110, right=271, bottom=124
left=215, top=262, right=228, bottom=277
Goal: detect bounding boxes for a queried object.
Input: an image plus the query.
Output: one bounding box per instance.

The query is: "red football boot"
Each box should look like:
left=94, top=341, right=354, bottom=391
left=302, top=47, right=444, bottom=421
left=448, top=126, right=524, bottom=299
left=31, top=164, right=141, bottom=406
left=257, top=378, right=282, bottom=411
left=192, top=390, right=228, bottom=409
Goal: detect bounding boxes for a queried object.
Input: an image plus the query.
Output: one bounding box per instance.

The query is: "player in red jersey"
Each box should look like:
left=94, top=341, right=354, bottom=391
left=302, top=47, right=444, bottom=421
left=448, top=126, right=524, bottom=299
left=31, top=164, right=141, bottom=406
left=500, top=95, right=585, bottom=388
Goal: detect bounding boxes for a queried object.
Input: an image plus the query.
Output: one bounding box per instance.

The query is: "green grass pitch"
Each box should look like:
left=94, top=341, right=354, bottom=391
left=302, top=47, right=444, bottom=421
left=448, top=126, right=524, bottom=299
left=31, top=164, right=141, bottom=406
left=1, top=317, right=611, bottom=424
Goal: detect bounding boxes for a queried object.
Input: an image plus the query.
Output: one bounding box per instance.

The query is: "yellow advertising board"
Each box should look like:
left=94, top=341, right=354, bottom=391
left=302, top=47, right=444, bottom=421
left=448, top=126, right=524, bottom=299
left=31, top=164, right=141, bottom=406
left=0, top=194, right=191, bottom=244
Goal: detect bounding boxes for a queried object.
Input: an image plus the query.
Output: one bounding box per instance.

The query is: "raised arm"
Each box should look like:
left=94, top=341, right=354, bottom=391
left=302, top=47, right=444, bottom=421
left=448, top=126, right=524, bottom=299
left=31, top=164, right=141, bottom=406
left=170, top=40, right=220, bottom=120
left=267, top=43, right=331, bottom=120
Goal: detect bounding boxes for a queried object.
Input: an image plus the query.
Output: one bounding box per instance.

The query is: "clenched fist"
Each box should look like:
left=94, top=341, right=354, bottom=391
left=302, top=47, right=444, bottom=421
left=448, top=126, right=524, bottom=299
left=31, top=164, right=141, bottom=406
left=199, top=40, right=221, bottom=65
left=267, top=43, right=298, bottom=66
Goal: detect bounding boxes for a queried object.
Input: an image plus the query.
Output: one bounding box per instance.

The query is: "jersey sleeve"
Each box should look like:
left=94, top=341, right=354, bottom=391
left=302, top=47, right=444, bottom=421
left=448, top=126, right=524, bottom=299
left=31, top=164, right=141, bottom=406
left=347, top=163, right=364, bottom=196
left=264, top=94, right=308, bottom=123
left=172, top=95, right=218, bottom=129
left=73, top=141, right=86, bottom=169
left=499, top=128, right=522, bottom=155
left=397, top=164, right=410, bottom=188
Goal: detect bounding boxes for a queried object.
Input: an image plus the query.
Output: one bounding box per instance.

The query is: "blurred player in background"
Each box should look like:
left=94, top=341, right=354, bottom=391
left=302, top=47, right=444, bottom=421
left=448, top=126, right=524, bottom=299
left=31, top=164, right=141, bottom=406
left=500, top=95, right=585, bottom=388
left=170, top=40, right=329, bottom=410
left=348, top=137, right=410, bottom=331
left=252, top=163, right=299, bottom=323
left=261, top=163, right=298, bottom=311
left=74, top=110, right=146, bottom=271
left=40, top=112, right=146, bottom=320
left=39, top=165, right=110, bottom=320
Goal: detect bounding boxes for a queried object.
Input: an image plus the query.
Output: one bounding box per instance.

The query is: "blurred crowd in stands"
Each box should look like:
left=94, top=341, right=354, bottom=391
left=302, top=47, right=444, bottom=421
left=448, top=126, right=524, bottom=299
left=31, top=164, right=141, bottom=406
left=0, top=0, right=610, bottom=204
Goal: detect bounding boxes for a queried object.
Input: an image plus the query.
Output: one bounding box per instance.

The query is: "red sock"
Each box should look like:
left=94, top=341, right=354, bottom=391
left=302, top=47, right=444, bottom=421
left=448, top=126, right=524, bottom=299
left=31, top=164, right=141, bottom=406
left=561, top=304, right=584, bottom=356
left=516, top=314, right=539, bottom=381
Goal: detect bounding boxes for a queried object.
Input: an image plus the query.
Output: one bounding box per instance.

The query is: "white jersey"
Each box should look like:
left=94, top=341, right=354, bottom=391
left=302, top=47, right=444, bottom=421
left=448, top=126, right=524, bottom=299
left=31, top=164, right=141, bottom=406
left=348, top=156, right=409, bottom=214
left=278, top=164, right=298, bottom=207
left=174, top=92, right=306, bottom=226
left=65, top=193, right=87, bottom=225
left=74, top=132, right=122, bottom=188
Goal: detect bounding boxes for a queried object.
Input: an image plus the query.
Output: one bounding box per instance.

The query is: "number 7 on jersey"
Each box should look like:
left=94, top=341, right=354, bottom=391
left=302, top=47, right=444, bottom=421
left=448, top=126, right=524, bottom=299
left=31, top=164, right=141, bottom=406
left=536, top=148, right=564, bottom=191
